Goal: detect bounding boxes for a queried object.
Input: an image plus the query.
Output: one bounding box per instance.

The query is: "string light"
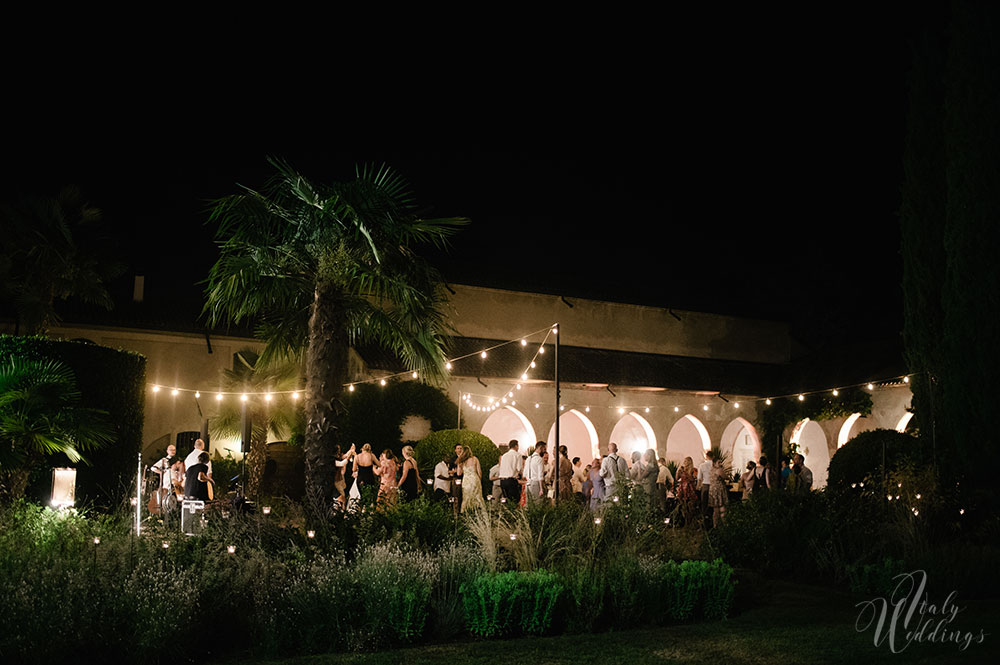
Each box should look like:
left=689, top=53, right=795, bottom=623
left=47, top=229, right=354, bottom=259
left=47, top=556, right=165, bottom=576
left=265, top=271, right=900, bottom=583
left=292, top=392, right=300, bottom=399
left=868, top=383, right=875, bottom=390
left=227, top=545, right=236, bottom=554
left=903, top=376, right=910, bottom=383
left=194, top=391, right=200, bottom=398
left=832, top=389, right=839, bottom=396
left=766, top=399, right=772, bottom=405
left=674, top=406, right=679, bottom=412
left=530, top=361, right=536, bottom=368
left=538, top=346, right=545, bottom=354
left=798, top=394, right=805, bottom=401
left=703, top=405, right=709, bottom=411
left=618, top=407, right=625, bottom=414
left=216, top=393, right=223, bottom=401
left=521, top=339, right=527, bottom=346
left=481, top=351, right=487, bottom=359
left=171, top=388, right=179, bottom=396
left=152, top=385, right=160, bottom=393
left=240, top=394, right=248, bottom=402
left=264, top=393, right=273, bottom=402
left=380, top=379, right=386, bottom=386
left=412, top=371, right=418, bottom=379
left=445, top=362, right=452, bottom=370
left=585, top=406, right=590, bottom=412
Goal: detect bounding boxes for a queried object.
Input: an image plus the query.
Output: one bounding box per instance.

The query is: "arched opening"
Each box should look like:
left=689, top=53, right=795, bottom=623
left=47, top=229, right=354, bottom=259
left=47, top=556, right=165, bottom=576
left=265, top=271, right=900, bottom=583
left=481, top=406, right=536, bottom=449
left=895, top=412, right=914, bottom=432
left=720, top=417, right=761, bottom=475
left=664, top=415, right=712, bottom=465
left=609, top=412, right=658, bottom=459
left=790, top=418, right=830, bottom=489
left=838, top=413, right=862, bottom=448
left=547, top=409, right=600, bottom=462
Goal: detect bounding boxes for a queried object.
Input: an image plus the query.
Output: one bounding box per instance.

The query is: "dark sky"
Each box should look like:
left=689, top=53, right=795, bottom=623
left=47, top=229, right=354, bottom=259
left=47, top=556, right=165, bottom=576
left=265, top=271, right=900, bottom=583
left=2, top=5, right=919, bottom=350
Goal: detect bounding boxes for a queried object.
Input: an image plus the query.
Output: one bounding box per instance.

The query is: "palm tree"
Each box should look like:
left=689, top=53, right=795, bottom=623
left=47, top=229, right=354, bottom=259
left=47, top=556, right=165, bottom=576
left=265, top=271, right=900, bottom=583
left=0, top=356, right=114, bottom=502
left=210, top=348, right=302, bottom=498
left=204, top=160, right=467, bottom=506
left=0, top=186, right=123, bottom=334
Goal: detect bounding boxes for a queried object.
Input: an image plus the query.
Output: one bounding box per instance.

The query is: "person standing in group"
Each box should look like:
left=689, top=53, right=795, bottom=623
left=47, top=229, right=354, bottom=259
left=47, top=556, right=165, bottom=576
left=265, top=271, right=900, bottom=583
left=656, top=457, right=674, bottom=513
left=488, top=446, right=503, bottom=502
left=525, top=442, right=547, bottom=505
left=755, top=455, right=775, bottom=493
left=332, top=443, right=356, bottom=507
left=397, top=445, right=420, bottom=502
left=639, top=449, right=659, bottom=507
left=599, top=442, right=629, bottom=503
left=548, top=445, right=574, bottom=502
left=588, top=457, right=605, bottom=510
left=629, top=451, right=643, bottom=488
left=739, top=460, right=756, bottom=500
left=780, top=457, right=792, bottom=489
left=374, top=449, right=398, bottom=507
left=456, top=445, right=486, bottom=513
left=708, top=458, right=729, bottom=527
left=697, top=453, right=714, bottom=521
left=449, top=443, right=463, bottom=509
left=676, top=456, right=698, bottom=523
left=353, top=443, right=378, bottom=501
left=184, top=451, right=213, bottom=501
left=792, top=454, right=813, bottom=492
left=498, top=440, right=523, bottom=503
left=185, top=439, right=213, bottom=479
left=571, top=456, right=587, bottom=503
left=433, top=452, right=452, bottom=501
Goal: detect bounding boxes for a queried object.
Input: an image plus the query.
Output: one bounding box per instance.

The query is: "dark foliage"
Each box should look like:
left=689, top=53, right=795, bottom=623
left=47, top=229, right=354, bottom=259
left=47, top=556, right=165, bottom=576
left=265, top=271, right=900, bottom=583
left=341, top=380, right=458, bottom=457
left=0, top=336, right=145, bottom=508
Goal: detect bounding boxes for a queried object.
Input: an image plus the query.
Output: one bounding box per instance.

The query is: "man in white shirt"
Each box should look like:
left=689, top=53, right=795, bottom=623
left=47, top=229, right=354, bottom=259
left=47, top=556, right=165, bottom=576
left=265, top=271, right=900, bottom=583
left=697, top=454, right=713, bottom=520
left=656, top=456, right=673, bottom=511
left=793, top=453, right=813, bottom=491
left=433, top=453, right=452, bottom=500
left=525, top=442, right=546, bottom=504
left=571, top=456, right=586, bottom=500
left=498, top=440, right=524, bottom=502
left=150, top=444, right=180, bottom=513
left=185, top=439, right=212, bottom=479
left=599, top=442, right=629, bottom=501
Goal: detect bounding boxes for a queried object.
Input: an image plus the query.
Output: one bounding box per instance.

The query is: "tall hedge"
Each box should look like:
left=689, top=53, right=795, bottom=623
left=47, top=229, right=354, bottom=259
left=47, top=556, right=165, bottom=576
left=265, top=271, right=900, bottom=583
left=0, top=336, right=145, bottom=509
left=414, top=429, right=500, bottom=483
left=340, top=381, right=458, bottom=456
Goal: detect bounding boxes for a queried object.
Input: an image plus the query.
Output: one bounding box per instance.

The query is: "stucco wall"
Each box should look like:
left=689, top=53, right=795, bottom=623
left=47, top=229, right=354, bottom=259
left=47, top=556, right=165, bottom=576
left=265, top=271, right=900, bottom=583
left=446, top=284, right=791, bottom=364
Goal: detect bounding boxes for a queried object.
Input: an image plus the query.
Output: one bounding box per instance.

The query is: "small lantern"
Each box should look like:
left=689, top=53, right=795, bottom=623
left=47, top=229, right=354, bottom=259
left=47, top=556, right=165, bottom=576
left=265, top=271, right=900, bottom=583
left=227, top=545, right=236, bottom=554
left=307, top=530, right=315, bottom=539
left=594, top=517, right=602, bottom=525
left=50, top=468, right=77, bottom=508
left=262, top=506, right=271, bottom=515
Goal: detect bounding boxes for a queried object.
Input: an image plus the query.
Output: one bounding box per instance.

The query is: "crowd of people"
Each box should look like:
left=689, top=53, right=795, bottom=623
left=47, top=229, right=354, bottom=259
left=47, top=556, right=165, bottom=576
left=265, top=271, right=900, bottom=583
left=151, top=438, right=815, bottom=526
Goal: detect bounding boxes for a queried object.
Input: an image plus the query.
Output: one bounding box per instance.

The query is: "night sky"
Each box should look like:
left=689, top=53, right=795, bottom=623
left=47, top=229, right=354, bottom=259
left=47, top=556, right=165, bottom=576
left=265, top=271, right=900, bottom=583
left=2, top=5, right=919, bottom=352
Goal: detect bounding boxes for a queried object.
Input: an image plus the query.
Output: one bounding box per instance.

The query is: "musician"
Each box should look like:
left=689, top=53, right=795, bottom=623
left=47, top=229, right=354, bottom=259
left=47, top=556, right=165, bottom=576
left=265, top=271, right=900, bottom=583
left=184, top=439, right=213, bottom=477
left=184, top=452, right=214, bottom=501
left=150, top=444, right=180, bottom=510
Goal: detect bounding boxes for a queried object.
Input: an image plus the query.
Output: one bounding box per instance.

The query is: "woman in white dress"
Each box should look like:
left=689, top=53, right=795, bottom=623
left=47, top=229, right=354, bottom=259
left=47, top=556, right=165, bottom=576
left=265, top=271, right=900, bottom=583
left=456, top=445, right=485, bottom=513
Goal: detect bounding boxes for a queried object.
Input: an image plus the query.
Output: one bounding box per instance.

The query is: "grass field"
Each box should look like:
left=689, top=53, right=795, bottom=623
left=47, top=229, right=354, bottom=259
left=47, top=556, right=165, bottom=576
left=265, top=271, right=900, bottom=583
left=218, top=580, right=999, bottom=665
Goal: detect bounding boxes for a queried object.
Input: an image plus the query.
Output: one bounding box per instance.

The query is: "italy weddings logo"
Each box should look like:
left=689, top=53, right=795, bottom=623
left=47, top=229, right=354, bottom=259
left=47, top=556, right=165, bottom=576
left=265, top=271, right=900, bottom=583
left=854, top=569, right=988, bottom=653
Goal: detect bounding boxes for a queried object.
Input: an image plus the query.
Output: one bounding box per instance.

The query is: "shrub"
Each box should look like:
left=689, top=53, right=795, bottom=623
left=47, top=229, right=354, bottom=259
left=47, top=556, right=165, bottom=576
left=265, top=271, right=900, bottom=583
left=0, top=336, right=145, bottom=509
left=353, top=542, right=439, bottom=642
left=341, top=381, right=458, bottom=456
left=827, top=428, right=921, bottom=494
left=414, top=429, right=500, bottom=483
left=845, top=556, right=906, bottom=597
left=460, top=569, right=564, bottom=638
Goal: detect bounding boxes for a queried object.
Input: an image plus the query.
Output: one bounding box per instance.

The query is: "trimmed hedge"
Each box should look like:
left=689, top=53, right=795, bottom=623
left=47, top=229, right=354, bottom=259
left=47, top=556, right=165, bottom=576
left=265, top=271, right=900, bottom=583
left=0, top=336, right=145, bottom=508
left=827, top=428, right=920, bottom=494
left=341, top=381, right=458, bottom=457
left=414, top=429, right=500, bottom=483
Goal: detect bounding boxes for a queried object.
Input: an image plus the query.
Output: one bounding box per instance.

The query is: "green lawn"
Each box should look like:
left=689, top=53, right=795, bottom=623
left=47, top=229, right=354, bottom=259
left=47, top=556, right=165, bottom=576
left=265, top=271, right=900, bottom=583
left=222, top=581, right=999, bottom=665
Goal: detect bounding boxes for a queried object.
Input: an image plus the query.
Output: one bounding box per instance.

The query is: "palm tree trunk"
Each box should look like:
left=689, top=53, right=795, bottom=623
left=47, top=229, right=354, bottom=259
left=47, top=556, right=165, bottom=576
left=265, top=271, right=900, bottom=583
left=303, top=281, right=350, bottom=508
left=245, top=425, right=269, bottom=499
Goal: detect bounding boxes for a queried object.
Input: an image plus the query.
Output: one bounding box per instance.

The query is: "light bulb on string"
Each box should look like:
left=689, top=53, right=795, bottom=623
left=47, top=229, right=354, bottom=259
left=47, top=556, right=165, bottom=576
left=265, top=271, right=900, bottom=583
left=535, top=403, right=539, bottom=409
left=832, top=389, right=839, bottom=396
left=530, top=361, right=536, bottom=368
left=703, top=405, right=709, bottom=411
left=241, top=394, right=248, bottom=402
left=480, top=351, right=487, bottom=359
left=412, top=371, right=418, bottom=379
left=903, top=376, right=910, bottom=383
left=585, top=406, right=590, bottom=412
left=798, top=394, right=805, bottom=401
left=171, top=389, right=179, bottom=396
left=521, top=373, right=528, bottom=381
left=445, top=362, right=452, bottom=370
left=868, top=383, right=874, bottom=390
left=765, top=399, right=772, bottom=405
left=733, top=403, right=739, bottom=408
left=645, top=407, right=650, bottom=413
left=348, top=384, right=355, bottom=392
left=674, top=406, right=679, bottom=412
left=559, top=405, right=565, bottom=410
left=292, top=392, right=300, bottom=399
left=152, top=385, right=160, bottom=393
left=380, top=379, right=386, bottom=386
left=516, top=384, right=521, bottom=390
left=552, top=327, right=558, bottom=335
left=520, top=339, right=527, bottom=346
left=194, top=391, right=201, bottom=399
left=538, top=346, right=545, bottom=354
left=618, top=407, right=625, bottom=414
left=216, top=393, right=223, bottom=401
